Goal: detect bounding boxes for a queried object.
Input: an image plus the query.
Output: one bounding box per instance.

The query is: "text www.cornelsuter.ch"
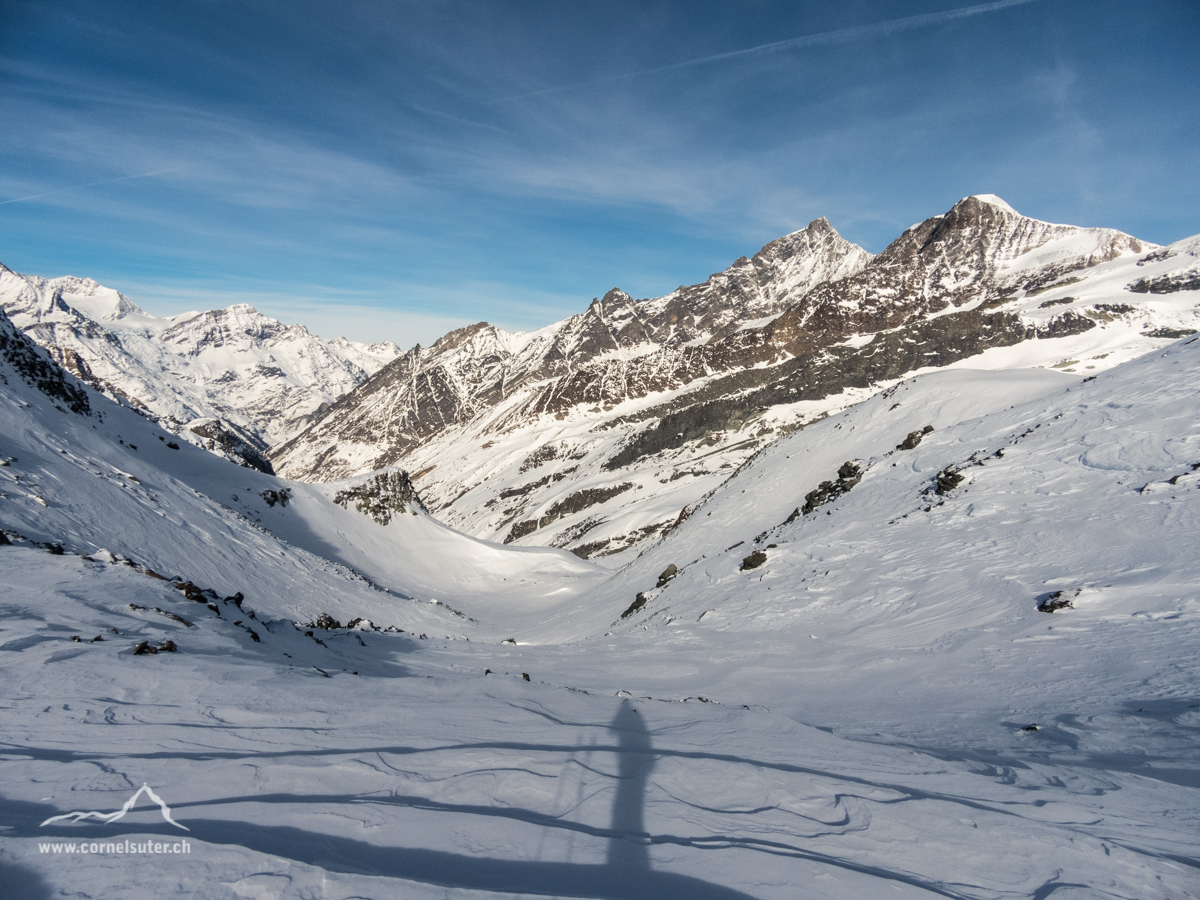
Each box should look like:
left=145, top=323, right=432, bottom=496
left=39, top=839, right=191, bottom=855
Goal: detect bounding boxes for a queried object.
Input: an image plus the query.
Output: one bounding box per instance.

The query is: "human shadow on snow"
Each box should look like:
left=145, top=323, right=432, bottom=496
left=3, top=702, right=987, bottom=899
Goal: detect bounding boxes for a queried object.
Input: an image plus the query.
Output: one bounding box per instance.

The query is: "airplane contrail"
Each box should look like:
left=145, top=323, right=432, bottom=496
left=0, top=168, right=174, bottom=206
left=495, top=0, right=1051, bottom=103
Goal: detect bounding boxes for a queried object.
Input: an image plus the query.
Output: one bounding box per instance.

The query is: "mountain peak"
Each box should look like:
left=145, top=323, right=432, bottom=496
left=962, top=194, right=1019, bottom=215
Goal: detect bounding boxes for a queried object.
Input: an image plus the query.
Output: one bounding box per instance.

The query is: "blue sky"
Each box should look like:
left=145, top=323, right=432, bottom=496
left=1, top=0, right=1197, bottom=346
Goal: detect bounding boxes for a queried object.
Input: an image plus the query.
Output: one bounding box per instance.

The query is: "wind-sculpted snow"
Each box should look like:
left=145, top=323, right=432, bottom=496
left=0, top=264, right=400, bottom=467
left=2, top=327, right=1199, bottom=896
left=272, top=198, right=1199, bottom=562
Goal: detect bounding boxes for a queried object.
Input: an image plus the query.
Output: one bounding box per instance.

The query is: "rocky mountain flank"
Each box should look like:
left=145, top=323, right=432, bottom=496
left=270, top=215, right=872, bottom=478
left=0, top=266, right=399, bottom=470
left=272, top=196, right=1200, bottom=560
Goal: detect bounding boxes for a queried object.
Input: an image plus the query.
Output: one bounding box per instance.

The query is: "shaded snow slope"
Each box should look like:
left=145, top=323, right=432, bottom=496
left=0, top=263, right=400, bottom=466
left=0, top=308, right=600, bottom=631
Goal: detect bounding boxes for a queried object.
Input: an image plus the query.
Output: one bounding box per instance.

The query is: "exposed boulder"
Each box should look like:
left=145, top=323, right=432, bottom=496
left=801, top=461, right=862, bottom=515
left=934, top=466, right=964, bottom=495
left=897, top=425, right=934, bottom=451
left=656, top=564, right=678, bottom=588
left=620, top=593, right=649, bottom=619
left=740, top=550, right=768, bottom=571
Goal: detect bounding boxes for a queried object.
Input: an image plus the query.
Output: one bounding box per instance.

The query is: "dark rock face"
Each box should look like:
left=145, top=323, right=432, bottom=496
left=312, top=613, right=342, bottom=630
left=504, top=482, right=635, bottom=543
left=1144, top=327, right=1198, bottom=339
left=0, top=308, right=91, bottom=415
left=1128, top=272, right=1200, bottom=294
left=187, top=419, right=274, bottom=473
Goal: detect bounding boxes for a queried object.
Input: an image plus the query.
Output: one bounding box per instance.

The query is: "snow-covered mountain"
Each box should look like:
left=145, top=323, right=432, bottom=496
left=273, top=197, right=1199, bottom=560
left=2, top=288, right=1197, bottom=898
left=0, top=264, right=400, bottom=469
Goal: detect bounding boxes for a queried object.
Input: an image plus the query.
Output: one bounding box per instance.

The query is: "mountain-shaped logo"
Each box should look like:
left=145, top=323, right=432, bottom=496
left=40, top=783, right=189, bottom=831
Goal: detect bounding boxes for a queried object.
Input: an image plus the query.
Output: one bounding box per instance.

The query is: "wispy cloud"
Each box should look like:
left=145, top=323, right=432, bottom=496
left=0, top=169, right=176, bottom=206
left=495, top=0, right=1051, bottom=102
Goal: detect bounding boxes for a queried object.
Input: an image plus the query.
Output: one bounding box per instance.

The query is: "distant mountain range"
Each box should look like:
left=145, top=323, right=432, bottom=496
left=0, top=266, right=399, bottom=470
left=4, top=195, right=1198, bottom=556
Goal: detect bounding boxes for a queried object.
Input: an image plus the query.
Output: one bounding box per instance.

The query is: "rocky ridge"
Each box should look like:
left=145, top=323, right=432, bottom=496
left=272, top=196, right=1199, bottom=560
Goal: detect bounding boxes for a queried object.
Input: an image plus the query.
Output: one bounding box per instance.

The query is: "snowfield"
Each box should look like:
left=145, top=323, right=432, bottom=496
left=1, top=309, right=1199, bottom=897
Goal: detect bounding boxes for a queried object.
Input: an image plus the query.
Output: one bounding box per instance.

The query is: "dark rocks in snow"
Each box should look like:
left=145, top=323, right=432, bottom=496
left=506, top=520, right=538, bottom=543
left=934, top=466, right=964, bottom=495
left=656, top=564, right=678, bottom=588
left=801, top=461, right=862, bottom=514
left=621, top=593, right=649, bottom=619
left=333, top=470, right=426, bottom=525
left=1022, top=724, right=1040, bottom=732
left=166, top=441, right=180, bottom=449
left=312, top=613, right=341, bottom=630
left=897, top=425, right=934, bottom=451
left=70, top=635, right=81, bottom=642
left=1037, top=590, right=1077, bottom=613
left=505, top=482, right=635, bottom=543
left=187, top=419, right=274, bottom=473
left=260, top=488, right=291, bottom=508
left=1143, top=327, right=1198, bottom=339
left=0, top=309, right=91, bottom=415
left=174, top=581, right=209, bottom=603
left=46, top=544, right=64, bottom=555
left=128, top=603, right=194, bottom=627
left=1128, top=272, right=1200, bottom=294
left=133, top=639, right=178, bottom=655
left=521, top=673, right=531, bottom=682
left=1037, top=297, right=1075, bottom=308
left=740, top=550, right=768, bottom=571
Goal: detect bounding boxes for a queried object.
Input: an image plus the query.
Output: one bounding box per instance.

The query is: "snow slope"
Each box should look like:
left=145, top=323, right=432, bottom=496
left=1, top=288, right=1198, bottom=896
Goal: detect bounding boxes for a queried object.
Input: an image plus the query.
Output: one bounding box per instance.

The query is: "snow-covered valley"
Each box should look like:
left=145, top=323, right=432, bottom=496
left=1, top=277, right=1197, bottom=898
